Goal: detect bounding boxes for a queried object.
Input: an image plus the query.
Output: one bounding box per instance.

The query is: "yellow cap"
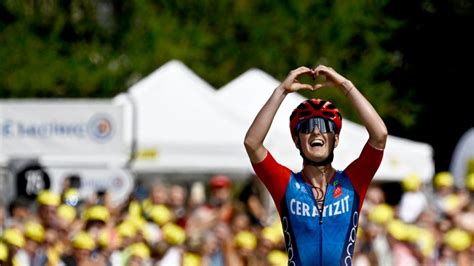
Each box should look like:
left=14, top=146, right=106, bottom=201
left=117, top=221, right=137, bottom=238
left=72, top=231, right=95, bottom=251
left=37, top=190, right=61, bottom=207
left=2, top=228, right=25, bottom=248
left=443, top=194, right=461, bottom=212
left=98, top=229, right=122, bottom=248
left=98, top=230, right=109, bottom=248
left=149, top=204, right=172, bottom=226
left=63, top=188, right=80, bottom=205
left=129, top=200, right=142, bottom=217
left=24, top=221, right=45, bottom=243
left=465, top=173, right=474, bottom=191
left=402, top=173, right=422, bottom=191
left=57, top=204, right=77, bottom=223
left=368, top=204, right=394, bottom=225
left=84, top=205, right=110, bottom=223
left=162, top=223, right=186, bottom=246
left=127, top=242, right=150, bottom=259
left=416, top=228, right=436, bottom=257
left=0, top=242, right=8, bottom=261
left=261, top=226, right=283, bottom=245
left=357, top=227, right=364, bottom=239
left=387, top=220, right=408, bottom=241
left=267, top=250, right=288, bottom=266
left=444, top=228, right=472, bottom=252
left=126, top=215, right=146, bottom=229
left=183, top=252, right=201, bottom=266
left=142, top=199, right=152, bottom=215
left=405, top=224, right=422, bottom=242
left=434, top=171, right=454, bottom=188
left=234, top=231, right=257, bottom=250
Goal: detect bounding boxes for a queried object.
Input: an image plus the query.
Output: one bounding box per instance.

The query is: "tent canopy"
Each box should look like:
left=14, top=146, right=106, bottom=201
left=123, top=60, right=249, bottom=173
left=450, top=128, right=474, bottom=186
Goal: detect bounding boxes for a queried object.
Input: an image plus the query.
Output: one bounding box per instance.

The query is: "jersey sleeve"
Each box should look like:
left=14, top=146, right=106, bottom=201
left=344, top=142, right=384, bottom=210
left=251, top=151, right=291, bottom=213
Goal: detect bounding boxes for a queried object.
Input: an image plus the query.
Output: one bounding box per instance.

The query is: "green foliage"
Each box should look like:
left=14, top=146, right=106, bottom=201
left=0, top=0, right=417, bottom=127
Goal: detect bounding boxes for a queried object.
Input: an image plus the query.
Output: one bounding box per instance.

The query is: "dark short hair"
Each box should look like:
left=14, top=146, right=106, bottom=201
left=8, top=196, right=31, bottom=216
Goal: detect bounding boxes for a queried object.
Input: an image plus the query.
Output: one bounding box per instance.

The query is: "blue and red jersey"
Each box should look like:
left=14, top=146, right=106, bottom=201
left=252, top=143, right=383, bottom=266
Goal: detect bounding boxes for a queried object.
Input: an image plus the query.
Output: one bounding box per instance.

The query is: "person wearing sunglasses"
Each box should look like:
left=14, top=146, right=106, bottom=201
left=244, top=65, right=387, bottom=265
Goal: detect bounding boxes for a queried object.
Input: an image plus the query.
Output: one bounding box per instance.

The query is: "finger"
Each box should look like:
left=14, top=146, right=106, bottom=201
left=313, top=65, right=329, bottom=76
left=313, top=83, right=325, bottom=90
left=292, top=83, right=314, bottom=91
left=290, top=66, right=314, bottom=78
left=314, top=81, right=333, bottom=90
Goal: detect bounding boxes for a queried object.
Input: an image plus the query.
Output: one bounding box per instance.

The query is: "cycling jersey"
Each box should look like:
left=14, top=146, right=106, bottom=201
left=252, top=142, right=383, bottom=266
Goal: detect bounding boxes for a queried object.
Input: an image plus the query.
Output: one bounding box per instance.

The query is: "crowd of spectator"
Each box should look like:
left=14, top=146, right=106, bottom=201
left=354, top=171, right=474, bottom=266
left=0, top=171, right=473, bottom=266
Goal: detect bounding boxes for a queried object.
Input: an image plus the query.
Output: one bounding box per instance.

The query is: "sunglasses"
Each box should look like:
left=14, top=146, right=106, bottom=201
left=296, top=117, right=336, bottom=134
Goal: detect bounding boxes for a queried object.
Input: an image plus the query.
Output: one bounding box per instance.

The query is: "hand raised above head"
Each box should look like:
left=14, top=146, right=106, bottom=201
left=313, top=65, right=347, bottom=90
left=281, top=66, right=316, bottom=93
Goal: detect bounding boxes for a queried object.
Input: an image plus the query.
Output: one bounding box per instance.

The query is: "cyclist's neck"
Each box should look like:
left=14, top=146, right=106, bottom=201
left=302, top=165, right=334, bottom=188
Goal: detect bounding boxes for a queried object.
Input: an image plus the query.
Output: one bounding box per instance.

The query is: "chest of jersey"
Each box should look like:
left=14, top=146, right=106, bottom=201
left=280, top=171, right=360, bottom=265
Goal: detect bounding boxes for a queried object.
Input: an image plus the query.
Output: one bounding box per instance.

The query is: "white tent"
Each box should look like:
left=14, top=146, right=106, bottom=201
left=216, top=68, right=435, bottom=182
left=449, top=128, right=474, bottom=186
left=119, top=60, right=250, bottom=174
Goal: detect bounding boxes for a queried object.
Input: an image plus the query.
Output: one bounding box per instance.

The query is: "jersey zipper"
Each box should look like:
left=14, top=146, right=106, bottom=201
left=317, top=182, right=329, bottom=224
left=318, top=182, right=329, bottom=265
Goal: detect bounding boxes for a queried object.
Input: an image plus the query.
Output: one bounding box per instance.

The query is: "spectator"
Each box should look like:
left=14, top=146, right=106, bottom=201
left=432, top=171, right=456, bottom=214
left=36, top=190, right=61, bottom=229
left=23, top=221, right=46, bottom=266
left=62, top=188, right=81, bottom=208
left=238, top=175, right=269, bottom=227
left=207, top=175, right=234, bottom=225
left=398, top=173, right=428, bottom=223
left=125, top=242, right=151, bottom=266
left=59, top=231, right=104, bottom=266
left=2, top=227, right=27, bottom=264
left=366, top=203, right=394, bottom=265
left=186, top=175, right=235, bottom=235
left=441, top=228, right=473, bottom=265
left=155, top=223, right=186, bottom=265
left=386, top=220, right=420, bottom=266
left=7, top=197, right=31, bottom=228
left=168, top=184, right=188, bottom=227
left=229, top=230, right=258, bottom=265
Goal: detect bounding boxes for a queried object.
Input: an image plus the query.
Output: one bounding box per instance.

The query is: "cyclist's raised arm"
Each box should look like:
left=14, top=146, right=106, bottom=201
left=313, top=65, right=388, bottom=150
left=244, top=67, right=315, bottom=163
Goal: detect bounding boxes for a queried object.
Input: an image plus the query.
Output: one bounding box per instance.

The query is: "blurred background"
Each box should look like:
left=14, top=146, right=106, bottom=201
left=0, top=1, right=473, bottom=265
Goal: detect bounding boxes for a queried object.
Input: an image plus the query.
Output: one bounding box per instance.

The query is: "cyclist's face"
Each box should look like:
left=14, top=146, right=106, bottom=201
left=298, top=127, right=338, bottom=162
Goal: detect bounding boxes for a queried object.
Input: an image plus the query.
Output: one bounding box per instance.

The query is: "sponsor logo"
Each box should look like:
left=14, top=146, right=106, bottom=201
left=333, top=185, right=342, bottom=198
left=282, top=216, right=296, bottom=266
left=344, top=212, right=359, bottom=266
left=87, top=114, right=114, bottom=142
left=289, top=195, right=350, bottom=218
left=0, top=119, right=85, bottom=138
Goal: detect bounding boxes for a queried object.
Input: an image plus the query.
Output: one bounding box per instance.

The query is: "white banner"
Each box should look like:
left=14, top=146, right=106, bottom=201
left=0, top=100, right=127, bottom=157
left=46, top=166, right=135, bottom=207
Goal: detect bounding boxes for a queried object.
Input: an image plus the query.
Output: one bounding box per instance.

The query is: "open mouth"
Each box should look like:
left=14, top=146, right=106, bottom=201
left=310, top=139, right=324, bottom=147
